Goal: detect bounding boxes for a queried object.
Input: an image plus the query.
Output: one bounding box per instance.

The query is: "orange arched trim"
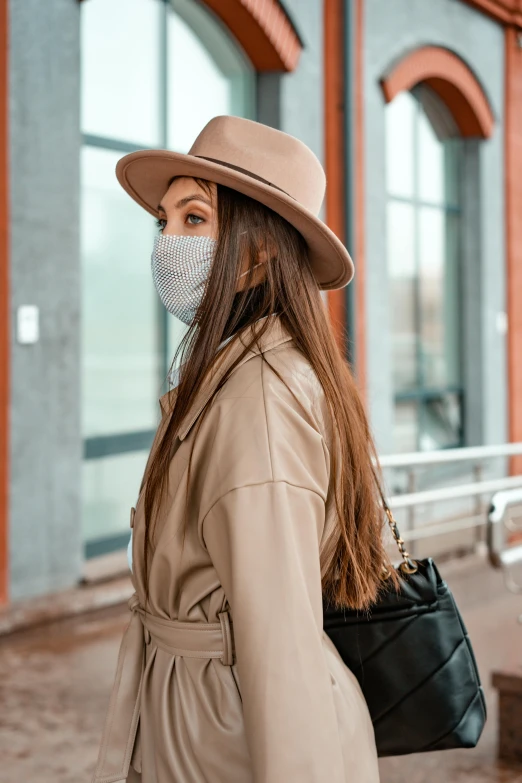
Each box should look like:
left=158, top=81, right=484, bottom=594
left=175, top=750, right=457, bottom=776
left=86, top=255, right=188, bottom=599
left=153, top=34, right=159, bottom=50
left=202, top=0, right=302, bottom=72
left=381, top=46, right=495, bottom=139
left=463, top=0, right=522, bottom=27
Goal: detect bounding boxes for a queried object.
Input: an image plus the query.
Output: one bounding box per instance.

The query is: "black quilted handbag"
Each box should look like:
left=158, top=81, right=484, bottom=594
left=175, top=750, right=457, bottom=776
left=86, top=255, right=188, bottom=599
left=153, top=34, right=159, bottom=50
left=323, top=497, right=487, bottom=757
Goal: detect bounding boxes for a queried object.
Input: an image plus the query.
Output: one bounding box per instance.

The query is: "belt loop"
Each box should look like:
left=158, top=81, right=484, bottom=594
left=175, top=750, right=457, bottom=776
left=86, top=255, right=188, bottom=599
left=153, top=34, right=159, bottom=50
left=218, top=610, right=234, bottom=666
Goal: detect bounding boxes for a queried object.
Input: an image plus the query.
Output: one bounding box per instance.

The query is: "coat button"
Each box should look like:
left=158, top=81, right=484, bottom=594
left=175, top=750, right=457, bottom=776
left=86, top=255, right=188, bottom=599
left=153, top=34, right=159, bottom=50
left=130, top=506, right=135, bottom=529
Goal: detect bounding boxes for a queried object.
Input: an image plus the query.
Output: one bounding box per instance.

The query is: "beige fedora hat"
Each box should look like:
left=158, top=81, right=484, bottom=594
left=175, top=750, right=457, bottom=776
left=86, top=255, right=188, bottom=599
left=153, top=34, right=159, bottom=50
left=115, top=116, right=354, bottom=290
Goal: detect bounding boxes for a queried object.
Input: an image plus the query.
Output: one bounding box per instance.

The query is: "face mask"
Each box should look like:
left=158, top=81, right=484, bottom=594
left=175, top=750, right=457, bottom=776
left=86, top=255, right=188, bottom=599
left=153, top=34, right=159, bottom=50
left=151, top=233, right=263, bottom=325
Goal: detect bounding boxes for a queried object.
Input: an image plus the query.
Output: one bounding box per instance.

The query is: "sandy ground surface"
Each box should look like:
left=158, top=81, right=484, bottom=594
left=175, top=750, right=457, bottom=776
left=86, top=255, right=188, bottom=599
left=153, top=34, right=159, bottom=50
left=0, top=557, right=521, bottom=783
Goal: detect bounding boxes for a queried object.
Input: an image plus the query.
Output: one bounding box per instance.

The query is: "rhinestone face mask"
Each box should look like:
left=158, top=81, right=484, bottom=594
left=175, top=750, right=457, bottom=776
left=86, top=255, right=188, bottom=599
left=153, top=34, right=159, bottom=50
left=151, top=234, right=217, bottom=325
left=151, top=233, right=263, bottom=325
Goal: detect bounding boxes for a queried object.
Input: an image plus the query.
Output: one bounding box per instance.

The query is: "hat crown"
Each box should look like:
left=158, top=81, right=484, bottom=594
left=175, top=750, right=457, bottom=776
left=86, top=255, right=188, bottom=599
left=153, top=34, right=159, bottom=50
left=188, top=116, right=326, bottom=216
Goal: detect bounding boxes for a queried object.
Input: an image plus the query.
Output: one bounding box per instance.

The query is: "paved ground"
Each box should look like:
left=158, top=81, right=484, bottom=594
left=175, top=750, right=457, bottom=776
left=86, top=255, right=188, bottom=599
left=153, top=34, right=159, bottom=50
left=0, top=556, right=521, bottom=783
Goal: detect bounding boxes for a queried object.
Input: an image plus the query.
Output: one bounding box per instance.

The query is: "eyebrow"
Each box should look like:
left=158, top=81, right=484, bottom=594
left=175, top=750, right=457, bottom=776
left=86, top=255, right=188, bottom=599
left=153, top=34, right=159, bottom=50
left=157, top=194, right=212, bottom=212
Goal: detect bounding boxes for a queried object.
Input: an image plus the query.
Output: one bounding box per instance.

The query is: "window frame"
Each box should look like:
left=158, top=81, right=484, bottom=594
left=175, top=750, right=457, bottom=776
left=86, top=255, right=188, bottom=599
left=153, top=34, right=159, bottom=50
left=80, top=0, right=255, bottom=556
left=386, top=88, right=466, bottom=453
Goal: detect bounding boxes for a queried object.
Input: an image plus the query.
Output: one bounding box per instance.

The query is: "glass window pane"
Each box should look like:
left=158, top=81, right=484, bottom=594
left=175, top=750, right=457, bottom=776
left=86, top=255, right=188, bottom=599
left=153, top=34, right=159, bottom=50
left=81, top=146, right=161, bottom=436
left=443, top=212, right=462, bottom=386
left=82, top=451, right=149, bottom=544
left=418, top=206, right=445, bottom=387
left=418, top=107, right=444, bottom=204
left=393, top=401, right=418, bottom=453
left=167, top=2, right=255, bottom=151
left=385, top=91, right=416, bottom=198
left=387, top=201, right=417, bottom=390
left=419, top=393, right=462, bottom=451
left=418, top=207, right=461, bottom=388
left=387, top=89, right=464, bottom=452
left=81, top=0, right=162, bottom=145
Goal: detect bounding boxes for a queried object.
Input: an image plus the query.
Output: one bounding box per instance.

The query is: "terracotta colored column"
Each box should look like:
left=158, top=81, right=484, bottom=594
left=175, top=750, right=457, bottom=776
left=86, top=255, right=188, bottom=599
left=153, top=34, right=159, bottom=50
left=0, top=0, right=9, bottom=606
left=505, top=26, right=522, bottom=474
left=324, top=0, right=366, bottom=390
left=324, top=0, right=347, bottom=353
left=353, top=0, right=367, bottom=395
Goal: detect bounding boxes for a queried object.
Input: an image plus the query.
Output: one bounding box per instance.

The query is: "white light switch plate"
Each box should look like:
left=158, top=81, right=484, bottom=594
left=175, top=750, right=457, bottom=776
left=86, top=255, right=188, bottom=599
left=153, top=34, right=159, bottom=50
left=495, top=311, right=508, bottom=335
left=17, top=305, right=40, bottom=344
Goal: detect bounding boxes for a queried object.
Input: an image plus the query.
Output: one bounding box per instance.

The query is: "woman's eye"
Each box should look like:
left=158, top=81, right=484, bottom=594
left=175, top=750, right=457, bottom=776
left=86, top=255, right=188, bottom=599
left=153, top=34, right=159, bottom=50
left=155, top=218, right=166, bottom=230
left=187, top=214, right=204, bottom=225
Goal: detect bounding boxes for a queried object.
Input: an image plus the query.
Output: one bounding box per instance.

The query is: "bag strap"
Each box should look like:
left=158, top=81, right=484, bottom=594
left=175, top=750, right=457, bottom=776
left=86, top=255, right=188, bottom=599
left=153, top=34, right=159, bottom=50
left=375, top=478, right=418, bottom=575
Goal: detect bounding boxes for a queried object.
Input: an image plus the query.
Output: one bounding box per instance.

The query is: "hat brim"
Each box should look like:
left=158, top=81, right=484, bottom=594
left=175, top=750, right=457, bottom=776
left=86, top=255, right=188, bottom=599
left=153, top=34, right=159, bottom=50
left=115, top=149, right=354, bottom=291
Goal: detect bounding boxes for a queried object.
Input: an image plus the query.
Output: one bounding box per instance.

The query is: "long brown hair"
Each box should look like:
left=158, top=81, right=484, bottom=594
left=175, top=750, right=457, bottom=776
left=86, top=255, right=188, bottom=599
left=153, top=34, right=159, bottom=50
left=142, top=176, right=399, bottom=610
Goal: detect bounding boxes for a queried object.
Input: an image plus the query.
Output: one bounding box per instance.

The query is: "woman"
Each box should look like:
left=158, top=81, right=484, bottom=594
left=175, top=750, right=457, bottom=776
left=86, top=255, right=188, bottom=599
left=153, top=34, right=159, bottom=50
left=91, top=116, right=398, bottom=783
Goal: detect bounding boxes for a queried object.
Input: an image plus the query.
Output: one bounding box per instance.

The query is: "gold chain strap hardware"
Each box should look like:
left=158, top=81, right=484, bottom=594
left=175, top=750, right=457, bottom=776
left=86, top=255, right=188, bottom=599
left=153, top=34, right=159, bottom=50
left=382, top=502, right=418, bottom=576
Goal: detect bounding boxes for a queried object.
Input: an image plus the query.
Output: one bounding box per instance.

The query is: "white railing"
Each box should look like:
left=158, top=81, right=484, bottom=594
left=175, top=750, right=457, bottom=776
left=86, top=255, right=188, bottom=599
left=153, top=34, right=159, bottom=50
left=373, top=443, right=522, bottom=547
left=378, top=442, right=522, bottom=467
left=487, top=487, right=522, bottom=599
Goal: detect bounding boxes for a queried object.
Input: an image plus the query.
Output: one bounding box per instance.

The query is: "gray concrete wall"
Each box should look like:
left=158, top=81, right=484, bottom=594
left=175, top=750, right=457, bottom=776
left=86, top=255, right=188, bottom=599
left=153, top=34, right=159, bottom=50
left=363, top=0, right=506, bottom=455
left=257, top=0, right=326, bottom=303
left=257, top=0, right=323, bottom=166
left=9, top=0, right=83, bottom=600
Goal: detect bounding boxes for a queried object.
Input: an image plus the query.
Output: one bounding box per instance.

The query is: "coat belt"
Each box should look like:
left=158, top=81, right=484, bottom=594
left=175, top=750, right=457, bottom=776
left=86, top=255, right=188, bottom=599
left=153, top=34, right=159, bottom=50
left=91, top=593, right=235, bottom=783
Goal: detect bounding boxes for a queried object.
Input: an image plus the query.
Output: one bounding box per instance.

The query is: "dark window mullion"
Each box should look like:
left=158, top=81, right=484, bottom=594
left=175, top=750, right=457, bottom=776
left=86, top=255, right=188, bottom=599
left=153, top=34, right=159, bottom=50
left=84, top=430, right=156, bottom=460
left=455, top=146, right=466, bottom=447
left=395, top=384, right=464, bottom=402
left=82, top=133, right=155, bottom=154
left=85, top=531, right=135, bottom=560
left=388, top=192, right=461, bottom=214
left=413, top=97, right=423, bottom=450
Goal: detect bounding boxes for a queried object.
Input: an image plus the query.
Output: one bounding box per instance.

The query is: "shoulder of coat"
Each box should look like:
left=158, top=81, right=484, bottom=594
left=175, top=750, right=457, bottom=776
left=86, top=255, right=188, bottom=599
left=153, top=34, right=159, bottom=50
left=262, top=341, right=324, bottom=397
left=219, top=339, right=327, bottom=426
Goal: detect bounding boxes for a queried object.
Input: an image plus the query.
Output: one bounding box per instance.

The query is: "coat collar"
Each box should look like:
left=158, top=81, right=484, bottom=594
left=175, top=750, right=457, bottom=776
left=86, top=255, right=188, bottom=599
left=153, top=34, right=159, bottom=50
left=158, top=313, right=293, bottom=441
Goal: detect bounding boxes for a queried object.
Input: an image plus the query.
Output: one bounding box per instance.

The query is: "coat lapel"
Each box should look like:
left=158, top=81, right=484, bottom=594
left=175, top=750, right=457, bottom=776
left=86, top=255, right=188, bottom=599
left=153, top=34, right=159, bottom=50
left=158, top=314, right=293, bottom=441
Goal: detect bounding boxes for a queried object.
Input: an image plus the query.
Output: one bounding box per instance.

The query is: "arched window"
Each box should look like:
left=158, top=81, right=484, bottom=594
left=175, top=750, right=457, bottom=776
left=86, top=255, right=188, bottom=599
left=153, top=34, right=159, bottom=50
left=385, top=87, right=463, bottom=453
left=80, top=0, right=255, bottom=557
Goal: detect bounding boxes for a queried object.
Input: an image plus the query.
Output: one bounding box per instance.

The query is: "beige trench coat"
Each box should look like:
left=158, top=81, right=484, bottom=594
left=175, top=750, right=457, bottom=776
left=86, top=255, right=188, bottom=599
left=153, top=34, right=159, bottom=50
left=91, top=313, right=380, bottom=783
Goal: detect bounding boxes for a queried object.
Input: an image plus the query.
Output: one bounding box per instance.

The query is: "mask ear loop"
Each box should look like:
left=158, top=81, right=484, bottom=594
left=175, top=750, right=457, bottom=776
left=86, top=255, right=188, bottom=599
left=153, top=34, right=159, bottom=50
left=237, top=230, right=266, bottom=279
left=238, top=261, right=263, bottom=279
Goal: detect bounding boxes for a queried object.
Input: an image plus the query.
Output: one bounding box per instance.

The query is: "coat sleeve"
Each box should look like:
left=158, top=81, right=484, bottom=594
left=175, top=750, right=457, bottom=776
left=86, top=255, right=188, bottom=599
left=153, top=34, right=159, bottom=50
left=202, top=479, right=346, bottom=783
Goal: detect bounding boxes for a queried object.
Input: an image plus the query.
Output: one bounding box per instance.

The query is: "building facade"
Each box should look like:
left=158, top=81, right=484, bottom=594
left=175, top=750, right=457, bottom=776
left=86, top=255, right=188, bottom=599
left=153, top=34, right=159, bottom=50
left=0, top=0, right=521, bottom=604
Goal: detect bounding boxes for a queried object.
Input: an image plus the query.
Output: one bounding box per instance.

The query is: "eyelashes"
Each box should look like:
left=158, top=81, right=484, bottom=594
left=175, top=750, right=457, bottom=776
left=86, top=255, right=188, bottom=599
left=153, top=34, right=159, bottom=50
left=155, top=214, right=205, bottom=230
